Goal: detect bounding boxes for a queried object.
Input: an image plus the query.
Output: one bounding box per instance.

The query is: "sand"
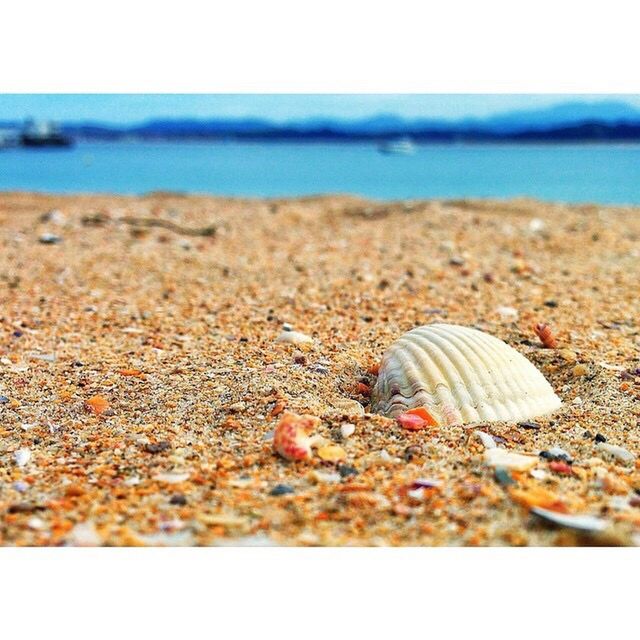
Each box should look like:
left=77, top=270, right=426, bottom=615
left=0, top=191, right=639, bottom=546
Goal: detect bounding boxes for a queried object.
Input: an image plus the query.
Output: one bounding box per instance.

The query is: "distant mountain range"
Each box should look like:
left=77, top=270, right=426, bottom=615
left=3, top=100, right=640, bottom=142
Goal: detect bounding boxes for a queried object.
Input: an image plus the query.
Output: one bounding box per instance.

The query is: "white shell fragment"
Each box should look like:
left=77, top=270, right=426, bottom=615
left=474, top=430, right=497, bottom=449
left=484, top=448, right=538, bottom=471
left=597, top=442, right=636, bottom=465
left=276, top=330, right=313, bottom=345
left=371, top=324, right=562, bottom=425
left=14, top=448, right=31, bottom=467
left=532, top=507, right=608, bottom=533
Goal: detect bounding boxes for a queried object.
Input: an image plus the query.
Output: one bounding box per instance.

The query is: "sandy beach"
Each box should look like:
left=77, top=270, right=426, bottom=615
left=1, top=191, right=639, bottom=546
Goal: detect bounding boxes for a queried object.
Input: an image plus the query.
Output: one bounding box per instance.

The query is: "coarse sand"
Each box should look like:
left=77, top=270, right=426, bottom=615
left=1, top=191, right=639, bottom=546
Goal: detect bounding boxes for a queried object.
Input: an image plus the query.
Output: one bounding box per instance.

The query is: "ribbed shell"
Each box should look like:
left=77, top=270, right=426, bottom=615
left=371, top=324, right=561, bottom=425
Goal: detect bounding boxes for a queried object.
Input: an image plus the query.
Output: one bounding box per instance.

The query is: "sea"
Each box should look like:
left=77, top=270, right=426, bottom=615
left=1, top=141, right=639, bottom=204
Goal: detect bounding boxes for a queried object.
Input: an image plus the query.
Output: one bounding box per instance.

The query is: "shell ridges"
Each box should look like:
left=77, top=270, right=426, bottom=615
left=371, top=323, right=562, bottom=426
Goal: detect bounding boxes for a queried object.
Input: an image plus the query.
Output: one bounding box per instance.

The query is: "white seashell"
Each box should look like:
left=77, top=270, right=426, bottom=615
left=484, top=448, right=538, bottom=471
left=371, top=324, right=562, bottom=425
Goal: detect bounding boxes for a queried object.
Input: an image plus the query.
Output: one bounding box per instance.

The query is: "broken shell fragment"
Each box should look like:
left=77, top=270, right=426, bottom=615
left=531, top=507, right=608, bottom=533
left=371, top=324, right=562, bottom=425
left=273, top=412, right=321, bottom=461
left=276, top=330, right=313, bottom=346
left=484, top=448, right=539, bottom=471
left=397, top=406, right=439, bottom=431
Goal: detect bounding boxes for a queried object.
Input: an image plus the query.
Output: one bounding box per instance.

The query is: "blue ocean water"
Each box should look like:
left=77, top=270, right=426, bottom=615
left=1, top=141, right=639, bottom=204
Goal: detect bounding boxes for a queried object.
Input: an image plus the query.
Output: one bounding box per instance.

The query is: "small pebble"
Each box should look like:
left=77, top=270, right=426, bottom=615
left=337, top=464, right=358, bottom=478
left=169, top=494, right=188, bottom=506
left=559, top=349, right=578, bottom=363
left=38, top=233, right=62, bottom=244
left=276, top=330, right=313, bottom=345
left=0, top=395, right=10, bottom=404
left=572, top=364, right=588, bottom=377
left=518, top=421, right=541, bottom=430
left=340, top=423, right=355, bottom=439
left=494, top=467, right=515, bottom=486
left=269, top=484, right=294, bottom=496
left=14, top=448, right=31, bottom=467
left=595, top=433, right=607, bottom=443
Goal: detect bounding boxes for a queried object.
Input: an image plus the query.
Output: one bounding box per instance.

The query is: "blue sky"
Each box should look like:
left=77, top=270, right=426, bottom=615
left=1, top=94, right=639, bottom=124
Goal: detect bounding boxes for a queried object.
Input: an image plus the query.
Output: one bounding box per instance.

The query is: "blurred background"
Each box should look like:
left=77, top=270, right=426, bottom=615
left=1, top=93, right=639, bottom=204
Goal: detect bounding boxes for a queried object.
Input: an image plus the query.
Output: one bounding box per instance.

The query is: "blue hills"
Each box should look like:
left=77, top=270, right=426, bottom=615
left=4, top=100, right=640, bottom=142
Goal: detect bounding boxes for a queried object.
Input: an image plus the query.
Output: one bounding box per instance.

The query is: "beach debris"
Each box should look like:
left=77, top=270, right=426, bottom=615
left=474, top=430, right=497, bottom=449
left=559, top=349, right=577, bottom=363
left=572, top=364, right=589, bottom=377
left=518, top=420, right=541, bottom=430
left=531, top=507, right=608, bottom=533
left=410, top=478, right=442, bottom=489
left=496, top=306, right=519, bottom=322
left=340, top=423, right=355, bottom=439
left=327, top=397, right=364, bottom=418
left=494, top=467, right=516, bottom=486
left=549, top=461, right=573, bottom=475
left=597, top=442, right=636, bottom=465
left=84, top=395, right=111, bottom=415
left=14, top=448, right=31, bottom=467
left=119, top=368, right=144, bottom=377
left=484, top=448, right=538, bottom=471
left=541, top=446, right=572, bottom=463
left=273, top=412, right=321, bottom=461
left=153, top=471, right=190, bottom=484
left=317, top=444, right=346, bottom=462
left=68, top=521, right=102, bottom=546
left=269, top=484, right=294, bottom=496
left=276, top=329, right=313, bottom=346
left=528, top=218, right=546, bottom=233
left=119, top=215, right=216, bottom=237
left=509, top=486, right=567, bottom=512
left=38, top=232, right=62, bottom=245
left=169, top=494, right=188, bottom=505
left=371, top=324, right=561, bottom=425
left=533, top=322, right=557, bottom=349
left=397, top=406, right=439, bottom=430
left=0, top=395, right=9, bottom=404
left=572, top=396, right=583, bottom=406
left=40, top=209, right=66, bottom=225
left=595, top=433, right=607, bottom=443
left=337, top=463, right=358, bottom=478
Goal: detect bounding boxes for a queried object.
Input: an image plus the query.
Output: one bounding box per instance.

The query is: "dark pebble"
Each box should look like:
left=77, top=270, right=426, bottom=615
left=8, top=503, right=46, bottom=514
left=144, top=441, right=171, bottom=454
left=518, top=421, right=541, bottom=430
left=269, top=484, right=294, bottom=496
left=582, top=430, right=593, bottom=439
left=544, top=300, right=558, bottom=308
left=337, top=464, right=359, bottom=478
left=13, top=330, right=23, bottom=338
left=595, top=433, right=607, bottom=443
left=0, top=395, right=9, bottom=404
left=169, top=494, right=188, bottom=506
left=494, top=467, right=516, bottom=486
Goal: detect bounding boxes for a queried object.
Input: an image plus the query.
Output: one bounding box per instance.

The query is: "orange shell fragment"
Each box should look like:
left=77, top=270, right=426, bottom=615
left=397, top=406, right=439, bottom=430
left=84, top=395, right=110, bottom=415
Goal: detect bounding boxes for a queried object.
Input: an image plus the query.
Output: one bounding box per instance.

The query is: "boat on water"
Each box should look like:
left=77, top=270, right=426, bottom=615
left=20, top=120, right=74, bottom=148
left=377, top=137, right=416, bottom=155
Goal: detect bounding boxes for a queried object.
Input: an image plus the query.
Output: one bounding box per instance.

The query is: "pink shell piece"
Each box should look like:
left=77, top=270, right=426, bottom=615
left=273, top=413, right=320, bottom=461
